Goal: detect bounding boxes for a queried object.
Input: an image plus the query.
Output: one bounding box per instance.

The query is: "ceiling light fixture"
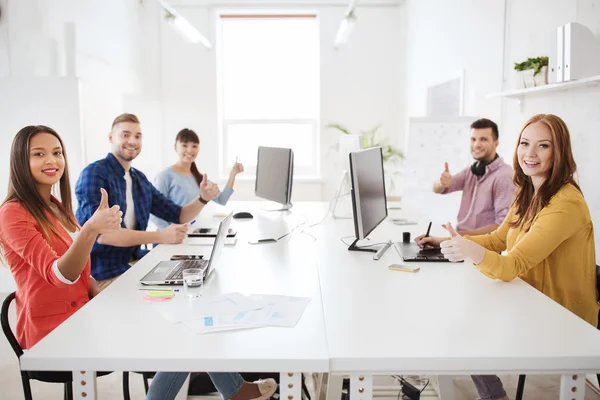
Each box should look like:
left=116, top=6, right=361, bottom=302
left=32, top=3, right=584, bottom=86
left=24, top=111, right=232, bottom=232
left=334, top=0, right=358, bottom=49
left=157, top=0, right=212, bottom=49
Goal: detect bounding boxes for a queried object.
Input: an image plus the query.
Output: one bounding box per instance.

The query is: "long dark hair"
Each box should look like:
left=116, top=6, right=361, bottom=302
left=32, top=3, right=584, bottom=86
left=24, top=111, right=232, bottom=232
left=1, top=125, right=78, bottom=241
left=175, top=128, right=203, bottom=187
left=511, top=114, right=580, bottom=229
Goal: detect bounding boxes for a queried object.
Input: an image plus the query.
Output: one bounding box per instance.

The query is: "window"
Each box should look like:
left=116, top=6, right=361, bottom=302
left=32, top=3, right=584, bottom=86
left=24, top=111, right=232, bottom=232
left=217, top=13, right=320, bottom=179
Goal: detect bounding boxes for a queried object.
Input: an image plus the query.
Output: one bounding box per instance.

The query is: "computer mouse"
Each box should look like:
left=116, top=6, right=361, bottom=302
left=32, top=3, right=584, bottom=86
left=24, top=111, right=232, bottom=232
left=233, top=212, right=254, bottom=219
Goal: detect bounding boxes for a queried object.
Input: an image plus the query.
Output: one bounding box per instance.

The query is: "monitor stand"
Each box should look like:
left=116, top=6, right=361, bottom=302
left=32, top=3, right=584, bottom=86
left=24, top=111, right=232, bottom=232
left=331, top=170, right=352, bottom=219
left=261, top=203, right=293, bottom=212
left=347, top=238, right=377, bottom=253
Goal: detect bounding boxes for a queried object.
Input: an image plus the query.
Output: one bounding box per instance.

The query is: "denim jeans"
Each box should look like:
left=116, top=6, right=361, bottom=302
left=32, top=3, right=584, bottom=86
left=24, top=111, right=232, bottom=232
left=147, top=371, right=244, bottom=400
left=471, top=375, right=507, bottom=400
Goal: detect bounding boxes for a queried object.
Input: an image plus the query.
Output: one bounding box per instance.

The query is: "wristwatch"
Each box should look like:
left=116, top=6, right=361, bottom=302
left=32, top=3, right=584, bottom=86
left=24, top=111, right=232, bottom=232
left=198, top=196, right=209, bottom=205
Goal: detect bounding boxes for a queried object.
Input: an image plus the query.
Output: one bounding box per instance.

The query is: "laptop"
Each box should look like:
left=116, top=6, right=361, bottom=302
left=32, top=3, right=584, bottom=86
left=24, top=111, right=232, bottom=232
left=394, top=242, right=450, bottom=262
left=140, top=212, right=233, bottom=285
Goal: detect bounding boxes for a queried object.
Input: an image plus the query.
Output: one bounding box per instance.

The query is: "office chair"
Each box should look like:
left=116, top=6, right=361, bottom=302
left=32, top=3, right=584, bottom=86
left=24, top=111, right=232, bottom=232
left=1, top=292, right=130, bottom=400
left=515, top=265, right=600, bottom=400
left=122, top=370, right=155, bottom=398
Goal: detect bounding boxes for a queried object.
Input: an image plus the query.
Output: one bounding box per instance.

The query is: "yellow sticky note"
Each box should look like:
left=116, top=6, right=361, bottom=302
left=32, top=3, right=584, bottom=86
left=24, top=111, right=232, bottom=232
left=147, top=291, right=175, bottom=298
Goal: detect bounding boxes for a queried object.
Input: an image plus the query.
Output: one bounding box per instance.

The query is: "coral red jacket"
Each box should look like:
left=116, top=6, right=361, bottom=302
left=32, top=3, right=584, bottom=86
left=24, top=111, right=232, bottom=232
left=0, top=200, right=91, bottom=349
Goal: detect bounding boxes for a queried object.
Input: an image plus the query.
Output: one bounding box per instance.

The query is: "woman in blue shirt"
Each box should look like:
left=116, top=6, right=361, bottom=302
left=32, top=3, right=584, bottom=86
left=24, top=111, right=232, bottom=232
left=151, top=129, right=244, bottom=229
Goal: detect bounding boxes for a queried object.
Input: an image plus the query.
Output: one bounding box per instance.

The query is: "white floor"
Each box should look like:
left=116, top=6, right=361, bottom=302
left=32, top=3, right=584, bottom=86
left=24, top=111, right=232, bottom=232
left=2, top=292, right=600, bottom=400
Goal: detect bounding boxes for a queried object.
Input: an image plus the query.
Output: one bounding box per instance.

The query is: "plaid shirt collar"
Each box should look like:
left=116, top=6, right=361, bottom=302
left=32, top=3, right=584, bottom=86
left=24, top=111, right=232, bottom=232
left=104, top=152, right=139, bottom=180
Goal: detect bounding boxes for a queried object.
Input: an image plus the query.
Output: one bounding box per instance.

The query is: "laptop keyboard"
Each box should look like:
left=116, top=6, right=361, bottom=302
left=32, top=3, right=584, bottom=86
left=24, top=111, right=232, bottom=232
left=167, top=260, right=208, bottom=280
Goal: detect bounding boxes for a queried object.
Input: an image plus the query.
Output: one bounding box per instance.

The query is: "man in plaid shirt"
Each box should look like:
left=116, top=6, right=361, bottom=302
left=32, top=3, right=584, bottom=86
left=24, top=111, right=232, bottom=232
left=75, top=113, right=220, bottom=289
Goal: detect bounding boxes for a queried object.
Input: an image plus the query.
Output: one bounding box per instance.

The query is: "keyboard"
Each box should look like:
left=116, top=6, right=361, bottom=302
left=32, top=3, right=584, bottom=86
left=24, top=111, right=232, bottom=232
left=167, top=260, right=208, bottom=280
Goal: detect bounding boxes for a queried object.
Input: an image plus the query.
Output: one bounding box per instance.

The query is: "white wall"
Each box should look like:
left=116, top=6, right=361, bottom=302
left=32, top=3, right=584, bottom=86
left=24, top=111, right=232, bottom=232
left=0, top=0, right=10, bottom=76
left=137, top=1, right=404, bottom=201
left=403, top=0, right=505, bottom=123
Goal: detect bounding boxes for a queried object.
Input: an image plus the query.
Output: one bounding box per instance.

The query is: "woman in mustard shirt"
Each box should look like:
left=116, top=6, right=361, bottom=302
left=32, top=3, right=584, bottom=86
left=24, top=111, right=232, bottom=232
left=416, top=114, right=597, bottom=400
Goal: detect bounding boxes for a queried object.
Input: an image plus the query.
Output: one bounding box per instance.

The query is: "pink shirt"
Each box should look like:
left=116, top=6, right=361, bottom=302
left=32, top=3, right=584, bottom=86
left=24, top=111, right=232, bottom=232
left=443, top=157, right=515, bottom=231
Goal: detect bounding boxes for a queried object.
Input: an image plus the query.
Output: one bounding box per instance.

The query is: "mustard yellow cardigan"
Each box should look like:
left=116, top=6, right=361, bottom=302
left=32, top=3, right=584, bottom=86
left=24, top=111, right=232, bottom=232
left=468, top=183, right=598, bottom=327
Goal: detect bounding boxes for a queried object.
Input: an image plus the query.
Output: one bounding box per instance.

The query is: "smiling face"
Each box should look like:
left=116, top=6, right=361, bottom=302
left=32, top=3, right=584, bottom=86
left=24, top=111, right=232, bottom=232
left=517, top=121, right=554, bottom=183
left=29, top=132, right=65, bottom=188
left=470, top=127, right=498, bottom=162
left=175, top=140, right=199, bottom=164
left=109, top=121, right=142, bottom=163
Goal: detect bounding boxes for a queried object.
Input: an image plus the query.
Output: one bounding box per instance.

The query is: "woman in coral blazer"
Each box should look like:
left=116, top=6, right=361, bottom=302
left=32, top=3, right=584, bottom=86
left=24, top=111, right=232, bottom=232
left=0, top=125, right=121, bottom=350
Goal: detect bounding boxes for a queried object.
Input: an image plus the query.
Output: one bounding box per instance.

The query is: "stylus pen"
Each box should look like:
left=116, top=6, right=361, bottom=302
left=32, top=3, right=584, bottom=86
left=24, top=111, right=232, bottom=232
left=138, top=288, right=180, bottom=292
left=425, top=221, right=432, bottom=238
left=189, top=219, right=196, bottom=225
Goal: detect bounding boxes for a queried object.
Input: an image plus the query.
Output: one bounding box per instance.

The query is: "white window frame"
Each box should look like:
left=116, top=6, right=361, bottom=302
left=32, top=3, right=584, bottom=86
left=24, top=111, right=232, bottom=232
left=216, top=11, right=321, bottom=181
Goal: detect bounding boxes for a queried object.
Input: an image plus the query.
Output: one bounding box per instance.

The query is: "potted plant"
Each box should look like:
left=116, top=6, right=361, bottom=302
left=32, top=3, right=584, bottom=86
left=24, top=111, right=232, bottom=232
left=326, top=123, right=404, bottom=194
left=514, top=56, right=548, bottom=88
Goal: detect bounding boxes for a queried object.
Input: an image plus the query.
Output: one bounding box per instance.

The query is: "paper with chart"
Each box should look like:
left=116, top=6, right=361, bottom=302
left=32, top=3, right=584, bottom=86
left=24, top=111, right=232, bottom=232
left=154, top=292, right=263, bottom=323
left=180, top=295, right=312, bottom=334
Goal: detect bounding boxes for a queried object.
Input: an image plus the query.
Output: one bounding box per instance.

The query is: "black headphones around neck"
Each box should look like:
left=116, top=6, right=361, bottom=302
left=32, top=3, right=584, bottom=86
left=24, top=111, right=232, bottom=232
left=471, top=154, right=499, bottom=177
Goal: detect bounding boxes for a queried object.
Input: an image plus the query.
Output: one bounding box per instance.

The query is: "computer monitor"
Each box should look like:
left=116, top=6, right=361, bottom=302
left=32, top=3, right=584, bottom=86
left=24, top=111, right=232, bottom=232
left=348, top=147, right=388, bottom=252
left=255, top=146, right=294, bottom=211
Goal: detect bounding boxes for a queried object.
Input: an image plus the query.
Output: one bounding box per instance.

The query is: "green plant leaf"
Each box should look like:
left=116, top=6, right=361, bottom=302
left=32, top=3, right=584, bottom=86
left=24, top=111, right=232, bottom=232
left=325, top=123, right=352, bottom=135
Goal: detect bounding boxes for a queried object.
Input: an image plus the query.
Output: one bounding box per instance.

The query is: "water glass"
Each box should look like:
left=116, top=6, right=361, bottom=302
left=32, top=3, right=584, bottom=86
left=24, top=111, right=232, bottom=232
left=182, top=268, right=204, bottom=298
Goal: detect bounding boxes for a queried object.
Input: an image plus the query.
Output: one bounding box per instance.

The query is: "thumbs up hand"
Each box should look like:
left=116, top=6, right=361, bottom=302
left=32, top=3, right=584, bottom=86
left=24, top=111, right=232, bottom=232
left=200, top=174, right=221, bottom=202
left=439, top=162, right=452, bottom=189
left=440, top=222, right=486, bottom=263
left=87, top=188, right=122, bottom=234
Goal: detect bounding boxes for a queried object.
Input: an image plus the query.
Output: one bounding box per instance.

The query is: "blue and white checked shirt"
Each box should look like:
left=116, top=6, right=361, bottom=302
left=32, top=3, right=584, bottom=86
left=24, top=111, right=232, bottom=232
left=75, top=153, right=182, bottom=280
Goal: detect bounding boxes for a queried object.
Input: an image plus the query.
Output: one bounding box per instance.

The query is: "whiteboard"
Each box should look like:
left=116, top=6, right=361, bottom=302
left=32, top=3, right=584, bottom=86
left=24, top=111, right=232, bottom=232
left=401, top=116, right=477, bottom=224
left=0, top=77, right=83, bottom=203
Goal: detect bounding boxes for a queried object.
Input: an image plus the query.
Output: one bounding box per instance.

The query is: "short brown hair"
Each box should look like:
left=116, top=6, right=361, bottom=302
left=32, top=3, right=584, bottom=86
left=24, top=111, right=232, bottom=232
left=111, top=113, right=140, bottom=129
left=471, top=118, right=499, bottom=140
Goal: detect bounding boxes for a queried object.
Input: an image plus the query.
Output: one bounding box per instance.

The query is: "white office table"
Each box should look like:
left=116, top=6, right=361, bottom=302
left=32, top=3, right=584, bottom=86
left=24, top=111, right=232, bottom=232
left=19, top=201, right=600, bottom=400
left=20, top=202, right=330, bottom=400
left=310, top=205, right=600, bottom=400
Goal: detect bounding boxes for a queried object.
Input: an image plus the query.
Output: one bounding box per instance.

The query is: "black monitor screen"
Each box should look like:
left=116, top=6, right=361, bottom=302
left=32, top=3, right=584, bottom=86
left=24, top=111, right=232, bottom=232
left=255, top=146, right=294, bottom=206
left=349, top=147, right=388, bottom=240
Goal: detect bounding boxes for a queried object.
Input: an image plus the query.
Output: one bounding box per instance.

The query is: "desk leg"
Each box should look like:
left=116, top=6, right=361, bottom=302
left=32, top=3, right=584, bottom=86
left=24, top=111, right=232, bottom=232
left=560, top=374, right=585, bottom=400
left=433, top=376, right=455, bottom=400
left=73, top=370, right=97, bottom=400
left=350, top=374, right=372, bottom=400
left=281, top=372, right=302, bottom=400
left=325, top=373, right=343, bottom=400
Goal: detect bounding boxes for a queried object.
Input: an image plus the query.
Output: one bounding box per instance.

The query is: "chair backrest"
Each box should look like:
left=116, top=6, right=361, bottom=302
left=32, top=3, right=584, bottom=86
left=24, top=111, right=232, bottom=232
left=1, top=292, right=24, bottom=358
left=596, top=265, right=600, bottom=305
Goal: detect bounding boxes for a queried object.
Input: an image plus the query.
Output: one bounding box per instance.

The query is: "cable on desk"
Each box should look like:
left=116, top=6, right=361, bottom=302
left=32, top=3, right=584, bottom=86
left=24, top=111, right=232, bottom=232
left=277, top=215, right=309, bottom=241
left=339, top=236, right=388, bottom=249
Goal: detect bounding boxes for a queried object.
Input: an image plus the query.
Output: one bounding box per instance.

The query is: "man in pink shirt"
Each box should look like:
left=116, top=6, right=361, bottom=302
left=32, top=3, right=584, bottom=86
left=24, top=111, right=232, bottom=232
left=433, top=118, right=515, bottom=235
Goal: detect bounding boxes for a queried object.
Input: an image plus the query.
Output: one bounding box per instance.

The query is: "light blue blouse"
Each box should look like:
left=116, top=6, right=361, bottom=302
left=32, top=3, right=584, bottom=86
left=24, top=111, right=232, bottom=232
left=151, top=167, right=233, bottom=230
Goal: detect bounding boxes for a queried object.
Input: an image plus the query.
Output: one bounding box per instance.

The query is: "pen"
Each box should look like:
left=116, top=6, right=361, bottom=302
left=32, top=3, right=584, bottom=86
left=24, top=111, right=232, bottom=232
left=139, top=289, right=179, bottom=292
left=425, top=221, right=432, bottom=238
left=189, top=219, right=196, bottom=225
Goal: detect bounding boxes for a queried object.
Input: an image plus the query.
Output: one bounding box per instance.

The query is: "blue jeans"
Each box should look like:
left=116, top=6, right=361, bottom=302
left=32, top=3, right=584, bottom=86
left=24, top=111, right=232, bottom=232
left=471, top=375, right=507, bottom=400
left=147, top=372, right=244, bottom=400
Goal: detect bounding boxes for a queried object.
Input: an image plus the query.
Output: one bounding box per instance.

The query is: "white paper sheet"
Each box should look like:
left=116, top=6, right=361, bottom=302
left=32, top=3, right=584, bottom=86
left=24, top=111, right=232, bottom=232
left=250, top=295, right=312, bottom=327
left=154, top=292, right=262, bottom=323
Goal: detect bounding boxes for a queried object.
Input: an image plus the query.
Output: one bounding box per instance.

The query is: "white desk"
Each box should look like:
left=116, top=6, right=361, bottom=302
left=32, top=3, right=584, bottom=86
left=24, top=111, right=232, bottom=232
left=19, top=201, right=600, bottom=400
left=310, top=205, right=600, bottom=400
left=20, top=202, right=329, bottom=400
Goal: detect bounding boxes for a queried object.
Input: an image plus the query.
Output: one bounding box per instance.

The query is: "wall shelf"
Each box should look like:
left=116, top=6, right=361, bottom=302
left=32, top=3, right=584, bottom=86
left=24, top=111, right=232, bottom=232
left=486, top=75, right=600, bottom=111
left=487, top=74, right=600, bottom=98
